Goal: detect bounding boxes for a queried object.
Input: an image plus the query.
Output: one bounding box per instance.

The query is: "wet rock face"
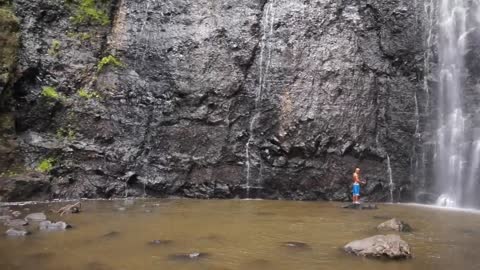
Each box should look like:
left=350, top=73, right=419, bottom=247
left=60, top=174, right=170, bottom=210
left=0, top=0, right=425, bottom=201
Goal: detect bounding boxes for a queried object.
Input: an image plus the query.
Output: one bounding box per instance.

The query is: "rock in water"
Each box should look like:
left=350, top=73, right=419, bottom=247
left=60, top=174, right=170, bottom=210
left=39, top=221, right=72, bottom=231
left=5, top=228, right=30, bottom=237
left=377, top=218, right=412, bottom=232
left=4, top=219, right=28, bottom=227
left=342, top=203, right=378, bottom=210
left=148, top=240, right=173, bottom=245
left=281, top=242, right=311, bottom=250
left=344, top=234, right=412, bottom=259
left=168, top=252, right=209, bottom=261
left=24, top=212, right=47, bottom=222
left=0, top=215, right=12, bottom=221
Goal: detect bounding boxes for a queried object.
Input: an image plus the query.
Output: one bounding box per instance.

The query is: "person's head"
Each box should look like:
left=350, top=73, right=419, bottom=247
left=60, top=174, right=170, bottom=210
left=355, top=168, right=360, bottom=173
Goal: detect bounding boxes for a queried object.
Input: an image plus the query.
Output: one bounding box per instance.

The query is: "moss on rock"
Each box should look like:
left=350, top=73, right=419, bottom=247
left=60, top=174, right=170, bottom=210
left=0, top=3, right=19, bottom=97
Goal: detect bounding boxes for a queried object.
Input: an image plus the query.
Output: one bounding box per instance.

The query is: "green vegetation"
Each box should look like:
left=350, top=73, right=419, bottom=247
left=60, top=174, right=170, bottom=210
left=71, top=0, right=110, bottom=26
left=0, top=6, right=19, bottom=97
left=36, top=157, right=56, bottom=173
left=0, top=170, right=19, bottom=177
left=56, top=127, right=76, bottom=141
left=78, top=88, right=100, bottom=99
left=48, top=39, right=61, bottom=56
left=97, top=55, right=123, bottom=72
left=41, top=86, right=61, bottom=100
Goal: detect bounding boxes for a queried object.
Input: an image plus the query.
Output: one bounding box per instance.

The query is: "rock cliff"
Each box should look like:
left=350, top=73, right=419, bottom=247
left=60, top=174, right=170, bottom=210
left=0, top=0, right=425, bottom=201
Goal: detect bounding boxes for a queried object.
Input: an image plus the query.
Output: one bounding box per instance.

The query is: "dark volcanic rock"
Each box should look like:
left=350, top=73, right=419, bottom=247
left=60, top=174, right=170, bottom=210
left=0, top=173, right=50, bottom=202
left=377, top=218, right=412, bottom=232
left=0, top=0, right=425, bottom=202
left=344, top=234, right=412, bottom=259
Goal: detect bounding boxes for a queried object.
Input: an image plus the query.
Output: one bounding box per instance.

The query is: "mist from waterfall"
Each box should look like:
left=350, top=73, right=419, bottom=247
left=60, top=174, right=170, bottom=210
left=433, top=0, right=480, bottom=208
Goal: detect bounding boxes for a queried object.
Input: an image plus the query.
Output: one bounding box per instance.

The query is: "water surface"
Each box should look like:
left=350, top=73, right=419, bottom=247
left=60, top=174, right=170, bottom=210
left=1, top=199, right=480, bottom=270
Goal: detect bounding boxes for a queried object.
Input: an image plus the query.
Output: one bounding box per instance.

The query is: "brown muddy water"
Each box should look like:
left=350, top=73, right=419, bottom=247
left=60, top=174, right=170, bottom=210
left=1, top=199, right=480, bottom=270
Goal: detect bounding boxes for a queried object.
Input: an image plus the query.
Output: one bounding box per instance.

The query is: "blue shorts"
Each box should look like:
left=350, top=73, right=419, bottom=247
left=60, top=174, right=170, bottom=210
left=352, top=183, right=360, bottom=196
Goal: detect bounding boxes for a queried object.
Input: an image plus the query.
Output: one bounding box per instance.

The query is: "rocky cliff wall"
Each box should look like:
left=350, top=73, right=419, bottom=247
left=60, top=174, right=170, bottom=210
left=0, top=0, right=425, bottom=201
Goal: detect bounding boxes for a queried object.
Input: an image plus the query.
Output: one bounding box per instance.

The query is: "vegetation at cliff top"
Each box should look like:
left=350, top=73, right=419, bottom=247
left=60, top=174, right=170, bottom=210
left=41, top=86, right=61, bottom=100
left=70, top=0, right=110, bottom=26
left=97, top=55, right=123, bottom=72
left=78, top=88, right=101, bottom=99
left=36, top=158, right=56, bottom=173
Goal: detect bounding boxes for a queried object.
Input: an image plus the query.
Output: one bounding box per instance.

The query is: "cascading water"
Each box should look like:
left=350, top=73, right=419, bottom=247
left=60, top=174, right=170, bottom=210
left=432, top=0, right=480, bottom=208
left=245, top=0, right=276, bottom=198
left=386, top=154, right=394, bottom=203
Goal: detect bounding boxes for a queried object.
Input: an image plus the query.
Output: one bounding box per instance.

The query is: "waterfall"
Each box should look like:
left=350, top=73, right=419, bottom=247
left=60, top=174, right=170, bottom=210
left=431, top=0, right=480, bottom=207
left=387, top=154, right=394, bottom=203
left=245, top=0, right=276, bottom=198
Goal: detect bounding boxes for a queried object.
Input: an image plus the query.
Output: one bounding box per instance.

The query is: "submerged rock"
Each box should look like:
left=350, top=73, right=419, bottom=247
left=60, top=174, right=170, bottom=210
left=4, top=219, right=28, bottom=227
left=39, top=220, right=72, bottom=231
left=344, top=234, right=412, bottom=259
left=102, top=231, right=120, bottom=238
left=5, top=228, right=30, bottom=237
left=0, top=215, right=12, bottom=221
left=24, top=212, right=47, bottom=222
left=168, top=252, right=209, bottom=261
left=377, top=218, right=412, bottom=232
left=148, top=239, right=173, bottom=245
left=342, top=203, right=378, bottom=210
left=281, top=241, right=311, bottom=250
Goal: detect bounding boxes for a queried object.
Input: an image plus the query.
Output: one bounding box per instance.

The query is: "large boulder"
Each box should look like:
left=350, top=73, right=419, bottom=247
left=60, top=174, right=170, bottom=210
left=39, top=220, right=71, bottom=231
left=5, top=228, right=30, bottom=237
left=344, top=234, right=412, bottom=259
left=377, top=218, right=412, bottom=232
left=24, top=212, right=47, bottom=222
left=4, top=218, right=28, bottom=227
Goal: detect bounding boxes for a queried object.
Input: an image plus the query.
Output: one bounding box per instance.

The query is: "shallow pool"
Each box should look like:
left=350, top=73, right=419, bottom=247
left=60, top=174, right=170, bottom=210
left=1, top=199, right=480, bottom=270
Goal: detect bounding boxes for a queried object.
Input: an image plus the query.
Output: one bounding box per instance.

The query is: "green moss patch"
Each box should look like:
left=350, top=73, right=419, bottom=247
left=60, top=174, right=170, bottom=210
left=97, top=55, right=123, bottom=72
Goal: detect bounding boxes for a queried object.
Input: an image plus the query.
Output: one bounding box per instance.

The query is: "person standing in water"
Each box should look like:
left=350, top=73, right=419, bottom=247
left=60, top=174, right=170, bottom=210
left=352, top=168, right=366, bottom=204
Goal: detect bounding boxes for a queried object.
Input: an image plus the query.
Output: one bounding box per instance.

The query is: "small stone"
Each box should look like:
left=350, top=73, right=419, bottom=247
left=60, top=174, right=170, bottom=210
left=168, top=252, right=208, bottom=261
left=102, top=231, right=120, bottom=238
left=148, top=239, right=173, bottom=245
left=39, top=220, right=72, bottom=231
left=11, top=211, right=21, bottom=218
left=117, top=207, right=126, bottom=211
left=5, top=219, right=28, bottom=227
left=344, top=234, right=412, bottom=259
left=282, top=241, right=311, bottom=250
left=5, top=228, right=30, bottom=237
left=24, top=212, right=47, bottom=222
left=377, top=218, right=412, bottom=232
